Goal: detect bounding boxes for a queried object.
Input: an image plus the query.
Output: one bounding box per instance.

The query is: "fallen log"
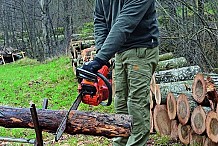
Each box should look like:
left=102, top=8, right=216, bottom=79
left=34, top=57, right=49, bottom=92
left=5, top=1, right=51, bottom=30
left=0, top=106, right=132, bottom=138
left=153, top=104, right=171, bottom=136
left=205, top=111, right=218, bottom=143
left=155, top=65, right=201, bottom=84
left=156, top=57, right=187, bottom=71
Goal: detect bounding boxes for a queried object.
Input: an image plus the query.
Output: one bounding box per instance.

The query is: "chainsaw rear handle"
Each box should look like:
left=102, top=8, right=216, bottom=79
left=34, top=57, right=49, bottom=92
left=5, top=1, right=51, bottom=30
left=76, top=68, right=112, bottom=106
left=96, top=72, right=112, bottom=106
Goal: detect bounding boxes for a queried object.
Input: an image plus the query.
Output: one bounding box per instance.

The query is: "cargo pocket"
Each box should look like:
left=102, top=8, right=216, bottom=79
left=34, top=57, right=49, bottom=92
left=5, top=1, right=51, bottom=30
left=136, top=48, right=147, bottom=58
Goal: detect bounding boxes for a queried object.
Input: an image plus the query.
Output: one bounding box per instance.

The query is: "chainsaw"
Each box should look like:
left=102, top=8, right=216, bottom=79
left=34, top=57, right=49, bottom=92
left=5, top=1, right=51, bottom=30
left=55, top=64, right=112, bottom=141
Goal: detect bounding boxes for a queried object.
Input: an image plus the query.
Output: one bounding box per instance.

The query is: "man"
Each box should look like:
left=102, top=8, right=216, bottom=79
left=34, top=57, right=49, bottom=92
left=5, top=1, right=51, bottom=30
left=82, top=0, right=159, bottom=145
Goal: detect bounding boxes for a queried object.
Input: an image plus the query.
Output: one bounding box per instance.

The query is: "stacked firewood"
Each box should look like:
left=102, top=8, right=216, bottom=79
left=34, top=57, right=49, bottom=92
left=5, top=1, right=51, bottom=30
left=150, top=52, right=218, bottom=145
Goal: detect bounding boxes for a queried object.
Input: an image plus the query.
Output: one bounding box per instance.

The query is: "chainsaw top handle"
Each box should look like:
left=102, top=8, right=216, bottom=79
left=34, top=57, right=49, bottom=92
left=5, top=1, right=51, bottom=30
left=76, top=68, right=112, bottom=106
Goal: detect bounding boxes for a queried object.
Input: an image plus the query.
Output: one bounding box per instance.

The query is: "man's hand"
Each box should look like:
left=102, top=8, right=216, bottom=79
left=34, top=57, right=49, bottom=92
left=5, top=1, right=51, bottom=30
left=81, top=57, right=105, bottom=73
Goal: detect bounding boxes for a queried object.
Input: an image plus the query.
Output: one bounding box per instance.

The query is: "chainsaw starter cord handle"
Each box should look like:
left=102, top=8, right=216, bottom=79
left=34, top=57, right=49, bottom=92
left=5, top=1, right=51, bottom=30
left=96, top=72, right=112, bottom=106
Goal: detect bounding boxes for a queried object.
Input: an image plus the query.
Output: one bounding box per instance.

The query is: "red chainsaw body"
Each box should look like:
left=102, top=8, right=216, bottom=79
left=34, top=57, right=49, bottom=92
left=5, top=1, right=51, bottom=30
left=78, top=65, right=112, bottom=106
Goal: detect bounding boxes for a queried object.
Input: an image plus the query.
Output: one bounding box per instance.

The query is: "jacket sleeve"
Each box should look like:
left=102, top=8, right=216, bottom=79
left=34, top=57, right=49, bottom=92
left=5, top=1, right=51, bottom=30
left=94, top=0, right=109, bottom=52
left=96, top=0, right=154, bottom=62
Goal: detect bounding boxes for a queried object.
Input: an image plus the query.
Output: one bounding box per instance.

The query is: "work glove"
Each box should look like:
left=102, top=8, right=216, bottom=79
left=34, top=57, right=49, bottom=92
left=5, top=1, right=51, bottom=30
left=81, top=57, right=105, bottom=73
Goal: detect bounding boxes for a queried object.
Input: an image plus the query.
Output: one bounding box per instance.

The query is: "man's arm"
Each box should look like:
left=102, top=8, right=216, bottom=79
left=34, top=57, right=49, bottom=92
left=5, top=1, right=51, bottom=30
left=96, top=0, right=154, bottom=62
left=94, top=0, right=109, bottom=52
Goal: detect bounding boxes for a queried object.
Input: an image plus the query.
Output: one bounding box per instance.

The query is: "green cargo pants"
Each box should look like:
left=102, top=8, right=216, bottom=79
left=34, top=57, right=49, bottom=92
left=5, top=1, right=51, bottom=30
left=113, top=47, right=159, bottom=146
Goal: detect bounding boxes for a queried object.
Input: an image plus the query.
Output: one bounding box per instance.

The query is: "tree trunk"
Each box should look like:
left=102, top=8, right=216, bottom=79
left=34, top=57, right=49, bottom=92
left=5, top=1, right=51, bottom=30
left=153, top=105, right=171, bottom=136
left=156, top=57, right=187, bottom=71
left=0, top=106, right=132, bottom=138
left=205, top=111, right=218, bottom=143
left=155, top=65, right=201, bottom=84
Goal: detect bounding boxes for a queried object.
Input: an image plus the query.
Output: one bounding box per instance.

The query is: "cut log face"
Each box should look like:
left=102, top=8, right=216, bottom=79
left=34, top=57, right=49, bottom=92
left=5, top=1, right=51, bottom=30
left=177, top=94, right=190, bottom=125
left=153, top=105, right=171, bottom=136
left=190, top=131, right=205, bottom=146
left=192, top=73, right=207, bottom=103
left=166, top=92, right=177, bottom=120
left=178, top=123, right=191, bottom=145
left=204, top=137, right=218, bottom=146
left=205, top=111, right=218, bottom=143
left=155, top=84, right=161, bottom=105
left=170, top=120, right=178, bottom=140
left=191, top=105, right=206, bottom=135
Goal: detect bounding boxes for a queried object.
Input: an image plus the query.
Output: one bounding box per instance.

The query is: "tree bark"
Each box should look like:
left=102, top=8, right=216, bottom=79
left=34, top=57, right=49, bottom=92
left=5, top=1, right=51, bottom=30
left=156, top=57, right=188, bottom=71
left=153, top=104, right=171, bottom=136
left=205, top=111, right=218, bottom=143
left=159, top=52, right=174, bottom=61
left=155, top=65, right=201, bottom=84
left=155, top=80, right=193, bottom=105
left=0, top=106, right=132, bottom=138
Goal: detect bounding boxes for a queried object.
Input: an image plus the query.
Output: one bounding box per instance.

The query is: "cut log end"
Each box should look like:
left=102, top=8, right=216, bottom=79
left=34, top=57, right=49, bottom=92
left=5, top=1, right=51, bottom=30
left=153, top=105, right=171, bottom=136
left=177, top=94, right=190, bottom=125
left=178, top=124, right=191, bottom=145
left=167, top=92, right=177, bottom=120
left=192, top=73, right=206, bottom=103
left=191, top=105, right=206, bottom=135
left=206, top=111, right=218, bottom=143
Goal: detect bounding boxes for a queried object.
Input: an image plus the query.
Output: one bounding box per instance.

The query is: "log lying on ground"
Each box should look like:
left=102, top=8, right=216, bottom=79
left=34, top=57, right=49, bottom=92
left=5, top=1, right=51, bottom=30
left=205, top=111, right=218, bottom=143
left=189, top=131, right=205, bottom=146
left=153, top=105, right=171, bottom=136
left=0, top=106, right=132, bottom=138
left=170, top=120, right=178, bottom=140
left=156, top=57, right=187, bottom=71
left=155, top=65, right=201, bottom=84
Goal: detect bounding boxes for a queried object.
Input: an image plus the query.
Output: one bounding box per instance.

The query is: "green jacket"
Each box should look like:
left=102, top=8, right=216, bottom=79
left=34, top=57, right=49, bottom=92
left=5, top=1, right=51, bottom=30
left=94, top=0, right=159, bottom=62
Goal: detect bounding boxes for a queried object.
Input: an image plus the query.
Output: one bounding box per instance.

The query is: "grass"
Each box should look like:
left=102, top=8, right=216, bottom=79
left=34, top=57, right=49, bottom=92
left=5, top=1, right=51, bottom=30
left=0, top=56, right=180, bottom=146
left=0, top=57, right=113, bottom=145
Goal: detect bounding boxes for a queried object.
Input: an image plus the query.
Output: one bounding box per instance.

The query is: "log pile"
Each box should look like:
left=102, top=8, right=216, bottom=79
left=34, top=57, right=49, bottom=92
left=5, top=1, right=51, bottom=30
left=150, top=52, right=218, bottom=145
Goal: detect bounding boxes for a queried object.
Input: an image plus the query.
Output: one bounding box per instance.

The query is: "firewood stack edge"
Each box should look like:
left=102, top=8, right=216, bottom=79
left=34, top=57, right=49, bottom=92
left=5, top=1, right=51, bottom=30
left=150, top=52, right=218, bottom=145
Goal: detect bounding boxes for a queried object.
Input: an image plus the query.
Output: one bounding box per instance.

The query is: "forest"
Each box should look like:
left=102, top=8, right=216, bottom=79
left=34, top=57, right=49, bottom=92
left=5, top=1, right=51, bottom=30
left=0, top=0, right=217, bottom=71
